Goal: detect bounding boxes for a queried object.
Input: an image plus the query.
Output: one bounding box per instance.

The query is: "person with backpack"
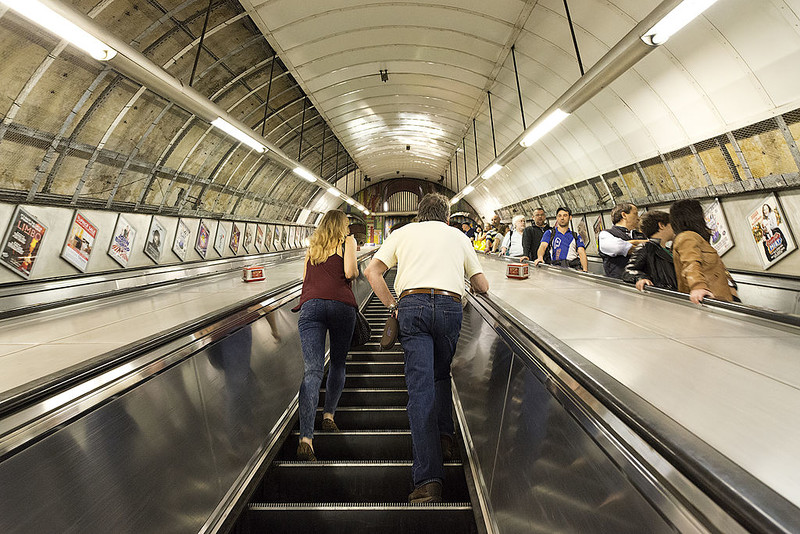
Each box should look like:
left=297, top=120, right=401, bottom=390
left=532, top=207, right=588, bottom=271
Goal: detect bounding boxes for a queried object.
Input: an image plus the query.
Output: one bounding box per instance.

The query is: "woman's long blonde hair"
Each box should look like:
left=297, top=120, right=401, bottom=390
left=307, top=210, right=349, bottom=265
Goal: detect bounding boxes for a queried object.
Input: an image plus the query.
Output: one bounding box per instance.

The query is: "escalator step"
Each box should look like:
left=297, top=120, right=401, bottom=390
left=344, top=374, right=406, bottom=388
left=346, top=350, right=404, bottom=361
left=254, top=462, right=469, bottom=502
left=315, top=407, right=409, bottom=430
left=345, top=361, right=405, bottom=374
left=321, top=388, right=408, bottom=406
left=276, top=431, right=413, bottom=460
left=242, top=503, right=476, bottom=533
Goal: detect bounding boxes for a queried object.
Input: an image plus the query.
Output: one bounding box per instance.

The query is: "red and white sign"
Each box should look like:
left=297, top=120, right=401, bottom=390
left=506, top=262, right=529, bottom=279
left=243, top=265, right=265, bottom=282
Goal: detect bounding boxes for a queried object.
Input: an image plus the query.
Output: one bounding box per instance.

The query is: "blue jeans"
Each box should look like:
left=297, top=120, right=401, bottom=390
left=398, top=293, right=462, bottom=487
left=298, top=299, right=356, bottom=439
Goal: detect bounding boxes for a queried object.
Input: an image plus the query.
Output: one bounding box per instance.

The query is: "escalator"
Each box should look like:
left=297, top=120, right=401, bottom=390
left=234, top=274, right=480, bottom=532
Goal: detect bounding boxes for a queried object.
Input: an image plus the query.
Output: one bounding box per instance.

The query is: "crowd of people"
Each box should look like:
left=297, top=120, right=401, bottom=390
left=459, top=199, right=738, bottom=305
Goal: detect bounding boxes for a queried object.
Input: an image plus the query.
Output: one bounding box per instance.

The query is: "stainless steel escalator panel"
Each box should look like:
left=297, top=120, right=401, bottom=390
left=255, top=462, right=468, bottom=502
left=242, top=503, right=477, bottom=533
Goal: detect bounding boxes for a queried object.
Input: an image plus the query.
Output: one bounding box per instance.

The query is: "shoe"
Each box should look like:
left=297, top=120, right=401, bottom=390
left=409, top=481, right=442, bottom=503
left=441, top=434, right=455, bottom=462
left=321, top=418, right=339, bottom=432
left=296, top=442, right=316, bottom=461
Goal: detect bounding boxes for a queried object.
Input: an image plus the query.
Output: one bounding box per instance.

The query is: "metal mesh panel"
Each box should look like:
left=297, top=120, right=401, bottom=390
left=640, top=156, right=676, bottom=194
left=733, top=119, right=797, bottom=178
left=387, top=191, right=419, bottom=212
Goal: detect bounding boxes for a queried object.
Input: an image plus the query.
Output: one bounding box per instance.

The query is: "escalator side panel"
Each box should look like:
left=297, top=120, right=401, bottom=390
left=0, top=304, right=304, bottom=534
left=452, top=303, right=675, bottom=534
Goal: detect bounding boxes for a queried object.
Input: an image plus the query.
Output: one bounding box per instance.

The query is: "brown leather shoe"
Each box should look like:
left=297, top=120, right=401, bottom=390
left=440, top=434, right=455, bottom=462
left=321, top=418, right=339, bottom=432
left=296, top=442, right=316, bottom=461
left=408, top=481, right=442, bottom=503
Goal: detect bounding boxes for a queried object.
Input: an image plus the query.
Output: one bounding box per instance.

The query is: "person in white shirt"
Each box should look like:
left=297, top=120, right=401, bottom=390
left=365, top=193, right=489, bottom=504
left=500, top=214, right=526, bottom=257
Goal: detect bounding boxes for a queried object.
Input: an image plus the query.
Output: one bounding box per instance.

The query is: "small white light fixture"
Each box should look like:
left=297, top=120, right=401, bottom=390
left=326, top=187, right=338, bottom=195
left=383, top=201, right=389, bottom=211
left=462, top=185, right=475, bottom=195
left=450, top=196, right=460, bottom=205
left=641, top=0, right=719, bottom=46
left=211, top=118, right=266, bottom=153
left=293, top=167, right=317, bottom=182
left=346, top=198, right=356, bottom=205
left=1, top=0, right=117, bottom=61
left=362, top=208, right=369, bottom=214
left=482, top=163, right=503, bottom=179
left=519, top=109, right=569, bottom=148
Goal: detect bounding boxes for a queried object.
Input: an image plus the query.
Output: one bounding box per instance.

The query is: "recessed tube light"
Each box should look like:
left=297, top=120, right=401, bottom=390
left=1, top=0, right=117, bottom=60
left=326, top=187, right=338, bottom=195
left=450, top=196, right=460, bottom=205
left=293, top=167, right=317, bottom=182
left=362, top=208, right=369, bottom=214
left=482, top=163, right=503, bottom=179
left=346, top=198, right=355, bottom=205
left=212, top=118, right=266, bottom=153
left=383, top=201, right=389, bottom=211
left=641, top=0, right=719, bottom=45
left=462, top=185, right=475, bottom=195
left=519, top=109, right=569, bottom=148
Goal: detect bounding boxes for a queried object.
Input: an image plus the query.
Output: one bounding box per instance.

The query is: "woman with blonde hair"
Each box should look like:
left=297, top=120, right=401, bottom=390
left=292, top=209, right=359, bottom=461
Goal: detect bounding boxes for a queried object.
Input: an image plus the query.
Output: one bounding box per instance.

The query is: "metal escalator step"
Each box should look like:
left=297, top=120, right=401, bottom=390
left=276, top=431, right=413, bottom=460
left=344, top=373, right=406, bottom=388
left=242, top=503, right=476, bottom=533
left=315, top=407, right=409, bottom=430
left=255, top=462, right=468, bottom=503
left=345, top=353, right=404, bottom=364
left=321, top=388, right=408, bottom=406
left=345, top=361, right=405, bottom=374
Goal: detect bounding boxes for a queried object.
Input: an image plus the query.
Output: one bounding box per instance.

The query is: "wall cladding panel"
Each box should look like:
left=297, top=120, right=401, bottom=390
left=666, top=147, right=707, bottom=190
left=695, top=138, right=736, bottom=185
left=733, top=119, right=797, bottom=179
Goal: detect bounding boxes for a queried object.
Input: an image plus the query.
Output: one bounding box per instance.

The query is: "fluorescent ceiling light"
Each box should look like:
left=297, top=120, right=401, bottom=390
left=346, top=198, right=355, bottom=205
left=450, top=196, right=460, bottom=205
left=519, top=109, right=569, bottom=148
left=1, top=0, right=117, bottom=60
left=482, top=163, right=503, bottom=179
left=383, top=201, right=389, bottom=211
left=462, top=185, right=475, bottom=195
left=362, top=208, right=369, bottom=214
left=641, top=0, right=719, bottom=45
left=212, top=118, right=266, bottom=153
left=326, top=187, right=338, bottom=195
left=293, top=167, right=317, bottom=182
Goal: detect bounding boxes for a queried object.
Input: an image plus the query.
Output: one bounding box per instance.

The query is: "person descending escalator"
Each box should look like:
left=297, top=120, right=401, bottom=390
left=291, top=210, right=360, bottom=461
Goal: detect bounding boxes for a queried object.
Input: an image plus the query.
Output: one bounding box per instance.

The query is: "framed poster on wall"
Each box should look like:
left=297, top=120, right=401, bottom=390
left=214, top=221, right=227, bottom=256
left=195, top=220, right=210, bottom=259
left=144, top=216, right=167, bottom=263
left=0, top=206, right=48, bottom=279
left=274, top=226, right=283, bottom=250
left=255, top=224, right=264, bottom=252
left=576, top=215, right=590, bottom=250
left=172, top=218, right=192, bottom=261
left=61, top=210, right=97, bottom=272
left=747, top=194, right=796, bottom=269
left=242, top=223, right=253, bottom=253
left=229, top=222, right=241, bottom=254
left=592, top=215, right=604, bottom=251
left=703, top=199, right=734, bottom=256
left=280, top=225, right=288, bottom=249
left=108, top=214, right=136, bottom=268
left=264, top=224, right=274, bottom=252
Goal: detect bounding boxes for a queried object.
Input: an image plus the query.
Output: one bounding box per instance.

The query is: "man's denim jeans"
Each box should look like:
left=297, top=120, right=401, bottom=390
left=298, top=298, right=356, bottom=439
left=398, top=293, right=462, bottom=487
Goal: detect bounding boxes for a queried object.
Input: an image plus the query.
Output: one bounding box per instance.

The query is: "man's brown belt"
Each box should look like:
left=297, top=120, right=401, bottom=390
left=399, top=288, right=461, bottom=302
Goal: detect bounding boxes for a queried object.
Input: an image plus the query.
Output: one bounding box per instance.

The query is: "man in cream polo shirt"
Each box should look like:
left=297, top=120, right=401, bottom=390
left=365, top=193, right=489, bottom=503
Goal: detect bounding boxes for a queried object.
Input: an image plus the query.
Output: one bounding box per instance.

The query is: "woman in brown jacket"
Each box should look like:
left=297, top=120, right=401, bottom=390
left=670, top=199, right=738, bottom=304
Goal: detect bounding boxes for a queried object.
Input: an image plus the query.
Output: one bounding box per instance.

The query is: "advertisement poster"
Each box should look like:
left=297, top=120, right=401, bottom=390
left=264, top=225, right=274, bottom=252
left=172, top=218, right=192, bottom=261
left=280, top=225, right=288, bottom=249
left=576, top=216, right=589, bottom=249
left=288, top=226, right=296, bottom=248
left=195, top=220, right=210, bottom=258
left=0, top=207, right=47, bottom=279
left=214, top=222, right=227, bottom=256
left=61, top=211, right=97, bottom=272
left=704, top=199, right=734, bottom=256
left=593, top=215, right=604, bottom=250
left=748, top=194, right=796, bottom=269
left=108, top=214, right=136, bottom=268
left=255, top=224, right=264, bottom=252
left=273, top=226, right=282, bottom=251
left=144, top=217, right=167, bottom=263
left=242, top=223, right=253, bottom=253
left=229, top=222, right=241, bottom=254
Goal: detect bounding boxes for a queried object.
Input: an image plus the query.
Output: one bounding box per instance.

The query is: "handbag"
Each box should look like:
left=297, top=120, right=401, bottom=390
left=351, top=310, right=372, bottom=348
left=380, top=314, right=399, bottom=350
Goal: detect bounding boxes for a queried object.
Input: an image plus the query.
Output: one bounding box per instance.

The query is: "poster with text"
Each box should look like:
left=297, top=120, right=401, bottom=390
left=229, top=222, right=241, bottom=254
left=0, top=207, right=47, bottom=279
left=172, top=218, right=192, bottom=261
left=280, top=225, right=288, bottom=249
left=195, top=220, right=210, bottom=258
left=242, top=223, right=253, bottom=253
left=144, top=217, right=167, bottom=263
left=214, top=222, right=227, bottom=256
left=576, top=216, right=589, bottom=250
left=255, top=224, right=264, bottom=252
left=264, top=225, right=274, bottom=252
left=274, top=226, right=283, bottom=250
left=747, top=194, right=796, bottom=269
left=108, top=214, right=136, bottom=268
left=592, top=215, right=604, bottom=251
left=288, top=226, right=296, bottom=248
left=61, top=211, right=97, bottom=272
left=704, top=199, right=734, bottom=256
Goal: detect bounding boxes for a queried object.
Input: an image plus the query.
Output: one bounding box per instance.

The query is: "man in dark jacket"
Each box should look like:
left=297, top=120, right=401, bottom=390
left=622, top=210, right=678, bottom=291
left=599, top=203, right=648, bottom=278
left=521, top=207, right=551, bottom=261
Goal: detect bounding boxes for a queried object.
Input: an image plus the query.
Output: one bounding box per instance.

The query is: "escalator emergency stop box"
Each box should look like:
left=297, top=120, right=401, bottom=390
left=506, top=262, right=529, bottom=279
left=243, top=265, right=265, bottom=282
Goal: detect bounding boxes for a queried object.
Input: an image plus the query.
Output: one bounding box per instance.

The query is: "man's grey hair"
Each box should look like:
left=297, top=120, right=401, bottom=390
left=417, top=193, right=450, bottom=223
left=512, top=214, right=525, bottom=225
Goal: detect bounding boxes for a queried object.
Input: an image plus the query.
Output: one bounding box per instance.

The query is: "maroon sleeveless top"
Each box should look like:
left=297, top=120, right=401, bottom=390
left=292, top=253, right=357, bottom=312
